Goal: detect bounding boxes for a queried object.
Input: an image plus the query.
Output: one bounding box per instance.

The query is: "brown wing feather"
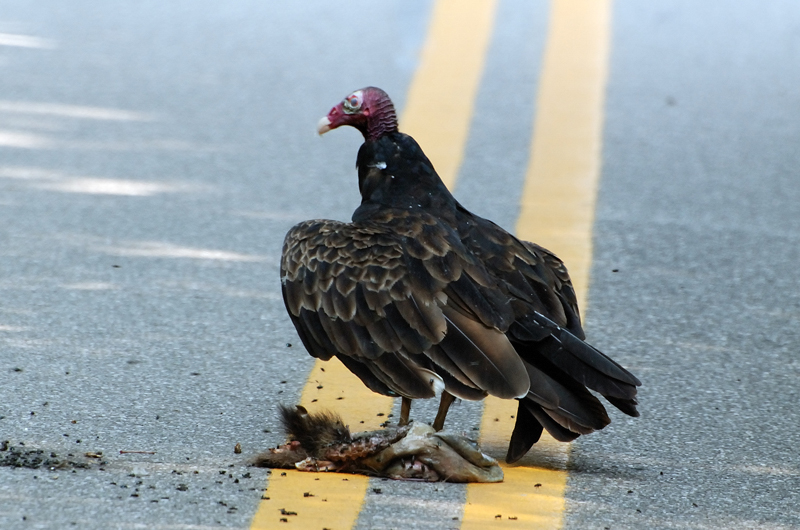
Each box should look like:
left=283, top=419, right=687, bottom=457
left=280, top=216, right=524, bottom=400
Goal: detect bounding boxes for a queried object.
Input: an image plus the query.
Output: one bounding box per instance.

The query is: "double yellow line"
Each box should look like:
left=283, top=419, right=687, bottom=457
left=464, top=1, right=611, bottom=527
left=251, top=0, right=611, bottom=527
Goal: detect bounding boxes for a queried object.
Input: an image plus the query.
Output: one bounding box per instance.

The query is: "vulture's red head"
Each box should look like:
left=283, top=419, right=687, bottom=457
left=317, top=87, right=398, bottom=141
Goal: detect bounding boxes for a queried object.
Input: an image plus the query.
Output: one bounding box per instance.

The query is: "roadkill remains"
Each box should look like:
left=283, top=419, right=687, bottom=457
left=253, top=405, right=502, bottom=482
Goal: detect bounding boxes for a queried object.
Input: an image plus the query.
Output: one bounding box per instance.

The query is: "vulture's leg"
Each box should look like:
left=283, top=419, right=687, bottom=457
left=399, top=397, right=412, bottom=427
left=432, top=391, right=456, bottom=431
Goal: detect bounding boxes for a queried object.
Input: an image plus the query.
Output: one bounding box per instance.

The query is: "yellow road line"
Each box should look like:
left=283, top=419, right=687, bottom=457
left=250, top=1, right=499, bottom=528
left=517, top=0, right=612, bottom=311
left=402, top=0, right=498, bottom=190
left=461, top=0, right=612, bottom=528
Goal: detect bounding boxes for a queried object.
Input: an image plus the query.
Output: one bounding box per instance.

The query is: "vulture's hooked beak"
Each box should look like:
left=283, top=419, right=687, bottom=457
left=316, top=116, right=332, bottom=136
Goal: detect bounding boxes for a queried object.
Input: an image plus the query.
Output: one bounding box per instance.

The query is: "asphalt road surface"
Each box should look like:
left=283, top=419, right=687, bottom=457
left=1, top=1, right=799, bottom=529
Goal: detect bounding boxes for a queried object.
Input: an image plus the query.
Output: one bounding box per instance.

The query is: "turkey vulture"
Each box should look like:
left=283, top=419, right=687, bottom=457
left=281, top=87, right=640, bottom=463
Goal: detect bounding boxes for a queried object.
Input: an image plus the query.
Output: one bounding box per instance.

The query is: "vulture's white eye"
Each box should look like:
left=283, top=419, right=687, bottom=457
left=343, top=92, right=362, bottom=113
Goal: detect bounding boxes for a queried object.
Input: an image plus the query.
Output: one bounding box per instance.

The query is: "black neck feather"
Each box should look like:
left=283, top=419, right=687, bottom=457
left=352, top=132, right=457, bottom=222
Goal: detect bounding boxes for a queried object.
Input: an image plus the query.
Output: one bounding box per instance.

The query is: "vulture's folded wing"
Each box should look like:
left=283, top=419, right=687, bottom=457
left=280, top=217, right=530, bottom=401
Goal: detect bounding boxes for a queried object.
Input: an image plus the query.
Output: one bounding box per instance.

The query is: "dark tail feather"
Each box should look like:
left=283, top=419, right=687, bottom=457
left=529, top=311, right=641, bottom=387
left=605, top=396, right=640, bottom=417
left=518, top=335, right=638, bottom=402
left=523, top=400, right=580, bottom=443
left=511, top=312, right=640, bottom=418
left=506, top=400, right=543, bottom=464
left=522, top=360, right=610, bottom=432
left=507, top=395, right=598, bottom=463
left=505, top=333, right=640, bottom=461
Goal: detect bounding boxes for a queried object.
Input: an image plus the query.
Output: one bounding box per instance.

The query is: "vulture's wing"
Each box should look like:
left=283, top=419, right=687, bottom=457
left=455, top=212, right=582, bottom=334
left=457, top=213, right=641, bottom=462
left=280, top=216, right=531, bottom=402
